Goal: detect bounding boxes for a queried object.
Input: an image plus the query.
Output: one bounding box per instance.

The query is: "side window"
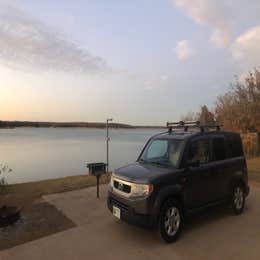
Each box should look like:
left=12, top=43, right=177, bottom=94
left=187, top=139, right=210, bottom=164
left=226, top=135, right=234, bottom=158
left=226, top=135, right=243, bottom=158
left=212, top=137, right=226, bottom=161
left=233, top=136, right=243, bottom=157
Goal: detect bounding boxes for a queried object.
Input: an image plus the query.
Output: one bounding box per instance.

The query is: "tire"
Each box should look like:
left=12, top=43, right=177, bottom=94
left=158, top=199, right=183, bottom=243
left=231, top=183, right=245, bottom=215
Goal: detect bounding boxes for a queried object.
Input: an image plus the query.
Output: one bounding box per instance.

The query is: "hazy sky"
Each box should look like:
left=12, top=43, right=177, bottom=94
left=0, top=0, right=260, bottom=125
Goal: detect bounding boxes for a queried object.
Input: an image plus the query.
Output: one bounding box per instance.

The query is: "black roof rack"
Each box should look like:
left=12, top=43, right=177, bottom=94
left=166, top=121, right=221, bottom=133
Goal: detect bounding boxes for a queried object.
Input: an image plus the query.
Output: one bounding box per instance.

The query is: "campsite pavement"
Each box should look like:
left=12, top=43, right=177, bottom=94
left=1, top=184, right=260, bottom=260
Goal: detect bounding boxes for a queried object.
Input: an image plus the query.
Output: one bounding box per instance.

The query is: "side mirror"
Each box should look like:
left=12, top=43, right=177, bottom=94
left=187, top=160, right=200, bottom=168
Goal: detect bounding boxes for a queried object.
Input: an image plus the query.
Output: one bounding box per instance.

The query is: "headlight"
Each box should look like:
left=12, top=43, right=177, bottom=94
left=131, top=183, right=153, bottom=198
left=110, top=173, right=153, bottom=199
left=109, top=173, right=114, bottom=188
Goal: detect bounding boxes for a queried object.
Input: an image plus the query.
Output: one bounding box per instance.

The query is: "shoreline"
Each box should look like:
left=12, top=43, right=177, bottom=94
left=0, top=120, right=165, bottom=129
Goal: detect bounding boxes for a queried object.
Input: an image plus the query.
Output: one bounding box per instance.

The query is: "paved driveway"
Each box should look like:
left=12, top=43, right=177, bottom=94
left=1, top=184, right=260, bottom=260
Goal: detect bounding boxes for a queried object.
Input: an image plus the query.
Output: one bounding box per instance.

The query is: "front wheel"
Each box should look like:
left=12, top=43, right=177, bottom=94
left=231, top=184, right=245, bottom=215
left=158, top=199, right=183, bottom=243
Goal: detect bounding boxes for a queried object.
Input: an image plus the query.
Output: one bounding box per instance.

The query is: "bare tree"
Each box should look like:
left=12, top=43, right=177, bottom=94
left=0, top=164, right=20, bottom=227
left=216, top=68, right=260, bottom=132
left=198, top=105, right=215, bottom=125
left=0, top=164, right=11, bottom=194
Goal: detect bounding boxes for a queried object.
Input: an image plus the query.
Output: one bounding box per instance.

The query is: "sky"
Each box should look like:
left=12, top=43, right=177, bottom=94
left=0, top=0, right=260, bottom=125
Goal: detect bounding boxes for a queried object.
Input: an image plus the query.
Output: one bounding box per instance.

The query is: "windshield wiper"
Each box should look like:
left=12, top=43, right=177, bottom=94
left=139, top=159, right=170, bottom=167
left=149, top=161, right=167, bottom=167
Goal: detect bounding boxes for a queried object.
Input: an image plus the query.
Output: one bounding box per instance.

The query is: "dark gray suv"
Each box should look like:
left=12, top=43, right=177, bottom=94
left=107, top=121, right=250, bottom=243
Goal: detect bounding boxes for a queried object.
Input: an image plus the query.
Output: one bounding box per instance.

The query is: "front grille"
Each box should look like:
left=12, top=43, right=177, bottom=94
left=113, top=180, right=131, bottom=193
left=111, top=198, right=129, bottom=212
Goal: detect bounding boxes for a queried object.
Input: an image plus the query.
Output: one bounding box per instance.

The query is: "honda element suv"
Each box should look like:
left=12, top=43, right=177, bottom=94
left=107, top=121, right=250, bottom=243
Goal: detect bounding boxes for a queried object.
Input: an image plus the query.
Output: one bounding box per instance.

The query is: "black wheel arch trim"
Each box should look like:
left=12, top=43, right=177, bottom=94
left=229, top=173, right=248, bottom=196
left=152, top=184, right=184, bottom=222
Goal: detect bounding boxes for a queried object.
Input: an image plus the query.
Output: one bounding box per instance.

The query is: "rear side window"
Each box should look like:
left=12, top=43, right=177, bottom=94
left=212, top=137, right=226, bottom=161
left=226, top=135, right=243, bottom=158
left=187, top=139, right=210, bottom=164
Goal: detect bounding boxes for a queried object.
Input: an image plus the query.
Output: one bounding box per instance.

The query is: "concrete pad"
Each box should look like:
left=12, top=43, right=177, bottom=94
left=42, top=186, right=108, bottom=226
left=1, top=185, right=260, bottom=260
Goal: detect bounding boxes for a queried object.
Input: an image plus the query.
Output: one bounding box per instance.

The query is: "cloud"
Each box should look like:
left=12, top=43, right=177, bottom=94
left=210, top=28, right=231, bottom=48
left=231, top=25, right=260, bottom=69
left=175, top=40, right=195, bottom=60
left=0, top=2, right=107, bottom=73
left=172, top=0, right=232, bottom=48
left=0, top=2, right=171, bottom=92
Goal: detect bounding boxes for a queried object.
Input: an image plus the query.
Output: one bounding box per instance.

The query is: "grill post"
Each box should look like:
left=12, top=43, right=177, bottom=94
left=106, top=118, right=113, bottom=172
left=96, top=174, right=100, bottom=198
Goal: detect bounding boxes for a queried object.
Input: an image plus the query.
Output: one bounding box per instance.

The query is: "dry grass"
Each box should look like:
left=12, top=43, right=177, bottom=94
left=0, top=174, right=110, bottom=207
left=247, top=157, right=260, bottom=183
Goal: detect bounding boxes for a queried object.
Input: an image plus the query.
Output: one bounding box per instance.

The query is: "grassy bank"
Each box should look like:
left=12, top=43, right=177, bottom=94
left=0, top=174, right=110, bottom=207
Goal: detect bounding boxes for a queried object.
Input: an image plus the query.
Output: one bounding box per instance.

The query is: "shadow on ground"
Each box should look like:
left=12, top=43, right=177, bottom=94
left=113, top=202, right=250, bottom=244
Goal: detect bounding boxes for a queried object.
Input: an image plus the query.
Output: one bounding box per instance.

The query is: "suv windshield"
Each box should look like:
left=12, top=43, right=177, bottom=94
left=139, top=139, right=184, bottom=167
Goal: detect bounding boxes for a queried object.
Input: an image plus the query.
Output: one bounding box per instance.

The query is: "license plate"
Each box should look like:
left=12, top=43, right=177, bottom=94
left=112, top=206, right=121, bottom=219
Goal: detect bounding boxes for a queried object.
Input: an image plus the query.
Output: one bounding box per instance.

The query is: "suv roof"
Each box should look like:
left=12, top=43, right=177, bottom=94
left=152, top=121, right=239, bottom=141
left=153, top=130, right=239, bottom=140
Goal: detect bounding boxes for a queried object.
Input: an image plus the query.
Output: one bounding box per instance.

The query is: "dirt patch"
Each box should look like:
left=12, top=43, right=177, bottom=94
left=0, top=201, right=75, bottom=251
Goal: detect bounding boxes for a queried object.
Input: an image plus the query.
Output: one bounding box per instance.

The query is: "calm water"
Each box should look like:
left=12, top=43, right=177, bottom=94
left=0, top=127, right=163, bottom=184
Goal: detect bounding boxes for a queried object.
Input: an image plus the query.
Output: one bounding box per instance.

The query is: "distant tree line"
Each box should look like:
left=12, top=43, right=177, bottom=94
left=181, top=68, right=260, bottom=132
left=0, top=121, right=134, bottom=129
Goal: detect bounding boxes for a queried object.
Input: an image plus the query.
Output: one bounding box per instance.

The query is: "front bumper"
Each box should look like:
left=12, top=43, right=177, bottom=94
left=107, top=190, right=156, bottom=228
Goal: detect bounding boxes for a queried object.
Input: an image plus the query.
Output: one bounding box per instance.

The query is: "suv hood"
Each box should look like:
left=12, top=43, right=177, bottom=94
left=114, top=162, right=176, bottom=183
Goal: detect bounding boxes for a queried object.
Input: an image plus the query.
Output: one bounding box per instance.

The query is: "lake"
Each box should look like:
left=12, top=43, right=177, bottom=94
left=0, top=127, right=163, bottom=184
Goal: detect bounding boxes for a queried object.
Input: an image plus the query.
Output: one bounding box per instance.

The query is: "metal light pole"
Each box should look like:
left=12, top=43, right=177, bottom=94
left=106, top=118, right=113, bottom=172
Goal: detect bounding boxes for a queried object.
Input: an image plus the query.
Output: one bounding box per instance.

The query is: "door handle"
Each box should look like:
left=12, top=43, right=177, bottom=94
left=210, top=169, right=220, bottom=176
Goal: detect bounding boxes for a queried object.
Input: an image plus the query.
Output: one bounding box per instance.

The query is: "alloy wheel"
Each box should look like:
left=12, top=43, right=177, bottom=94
left=164, top=206, right=181, bottom=236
